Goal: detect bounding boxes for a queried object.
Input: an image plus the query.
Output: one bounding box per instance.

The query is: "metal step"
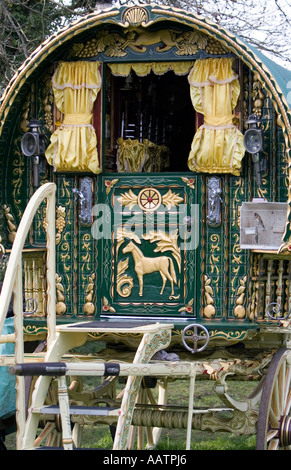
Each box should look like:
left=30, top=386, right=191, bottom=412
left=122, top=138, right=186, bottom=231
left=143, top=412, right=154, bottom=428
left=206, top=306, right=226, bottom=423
left=33, top=405, right=120, bottom=416
left=32, top=447, right=108, bottom=450
left=28, top=447, right=108, bottom=450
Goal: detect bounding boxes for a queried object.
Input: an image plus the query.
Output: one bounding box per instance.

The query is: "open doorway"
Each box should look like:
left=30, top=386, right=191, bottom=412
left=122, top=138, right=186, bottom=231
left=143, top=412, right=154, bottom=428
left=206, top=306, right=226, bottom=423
left=105, top=66, right=195, bottom=173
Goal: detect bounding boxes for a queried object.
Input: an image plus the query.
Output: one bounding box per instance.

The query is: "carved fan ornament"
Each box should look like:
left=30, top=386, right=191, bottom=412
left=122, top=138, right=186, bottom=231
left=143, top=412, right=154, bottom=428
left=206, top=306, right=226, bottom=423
left=122, top=5, right=150, bottom=26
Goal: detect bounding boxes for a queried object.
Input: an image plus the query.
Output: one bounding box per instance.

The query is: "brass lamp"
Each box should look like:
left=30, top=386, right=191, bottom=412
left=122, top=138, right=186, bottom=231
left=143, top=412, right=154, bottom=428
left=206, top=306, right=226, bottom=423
left=21, top=119, right=47, bottom=188
left=244, top=114, right=264, bottom=186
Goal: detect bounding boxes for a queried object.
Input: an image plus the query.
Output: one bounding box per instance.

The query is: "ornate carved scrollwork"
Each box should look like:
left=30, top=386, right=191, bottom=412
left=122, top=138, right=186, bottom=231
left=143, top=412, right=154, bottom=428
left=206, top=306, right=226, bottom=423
left=117, top=187, right=183, bottom=212
left=117, top=258, right=134, bottom=298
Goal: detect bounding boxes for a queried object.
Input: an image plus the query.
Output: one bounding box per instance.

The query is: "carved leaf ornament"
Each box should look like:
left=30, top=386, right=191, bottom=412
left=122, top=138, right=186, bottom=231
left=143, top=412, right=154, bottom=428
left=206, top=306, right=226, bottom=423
left=117, top=188, right=183, bottom=211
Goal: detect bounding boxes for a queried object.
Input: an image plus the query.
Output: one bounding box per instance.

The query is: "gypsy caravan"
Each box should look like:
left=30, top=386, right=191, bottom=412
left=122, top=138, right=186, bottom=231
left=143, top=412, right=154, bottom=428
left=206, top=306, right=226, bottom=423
left=0, top=4, right=291, bottom=450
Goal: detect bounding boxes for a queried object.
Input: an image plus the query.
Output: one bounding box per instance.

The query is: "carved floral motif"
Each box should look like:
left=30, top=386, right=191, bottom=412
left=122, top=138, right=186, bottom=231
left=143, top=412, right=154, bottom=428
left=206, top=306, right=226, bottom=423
left=117, top=188, right=183, bottom=211
left=68, top=27, right=230, bottom=59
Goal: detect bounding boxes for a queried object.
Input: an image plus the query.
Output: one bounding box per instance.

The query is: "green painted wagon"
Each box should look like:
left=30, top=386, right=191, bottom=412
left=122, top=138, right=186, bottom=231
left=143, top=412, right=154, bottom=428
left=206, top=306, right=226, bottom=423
left=0, top=3, right=291, bottom=450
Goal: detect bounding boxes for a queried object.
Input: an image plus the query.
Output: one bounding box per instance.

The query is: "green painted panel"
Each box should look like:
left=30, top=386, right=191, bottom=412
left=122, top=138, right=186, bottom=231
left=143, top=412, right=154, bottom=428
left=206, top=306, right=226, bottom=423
left=100, top=174, right=198, bottom=318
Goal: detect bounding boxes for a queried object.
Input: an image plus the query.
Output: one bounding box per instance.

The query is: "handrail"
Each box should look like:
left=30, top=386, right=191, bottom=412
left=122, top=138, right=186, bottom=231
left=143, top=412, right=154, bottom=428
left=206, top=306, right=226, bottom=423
left=0, top=182, right=56, bottom=346
left=0, top=182, right=56, bottom=447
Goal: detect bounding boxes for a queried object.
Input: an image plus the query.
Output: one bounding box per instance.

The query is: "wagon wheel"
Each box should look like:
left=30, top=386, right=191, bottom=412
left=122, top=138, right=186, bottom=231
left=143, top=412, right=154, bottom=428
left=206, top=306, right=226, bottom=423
left=257, top=348, right=291, bottom=450
left=127, top=377, right=168, bottom=450
left=137, top=187, right=162, bottom=212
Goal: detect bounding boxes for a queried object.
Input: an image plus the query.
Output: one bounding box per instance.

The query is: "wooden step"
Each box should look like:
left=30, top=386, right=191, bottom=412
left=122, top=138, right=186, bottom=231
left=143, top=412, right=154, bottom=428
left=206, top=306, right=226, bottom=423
left=30, top=447, right=108, bottom=450
left=32, top=405, right=120, bottom=417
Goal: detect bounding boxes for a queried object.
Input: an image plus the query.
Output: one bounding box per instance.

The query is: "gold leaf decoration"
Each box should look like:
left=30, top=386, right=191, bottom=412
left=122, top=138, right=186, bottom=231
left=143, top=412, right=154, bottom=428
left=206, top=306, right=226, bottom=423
left=83, top=273, right=95, bottom=316
left=3, top=204, right=17, bottom=243
left=143, top=229, right=181, bottom=274
left=203, top=274, right=216, bottom=319
left=56, top=205, right=66, bottom=245
left=162, top=189, right=184, bottom=210
left=117, top=258, right=134, bottom=298
left=102, top=297, right=116, bottom=313
left=117, top=189, right=138, bottom=209
left=234, top=275, right=247, bottom=319
left=181, top=177, right=195, bottom=189
left=116, top=226, right=141, bottom=259
left=105, top=178, right=119, bottom=194
left=118, top=188, right=183, bottom=211
left=178, top=298, right=194, bottom=314
left=56, top=273, right=66, bottom=315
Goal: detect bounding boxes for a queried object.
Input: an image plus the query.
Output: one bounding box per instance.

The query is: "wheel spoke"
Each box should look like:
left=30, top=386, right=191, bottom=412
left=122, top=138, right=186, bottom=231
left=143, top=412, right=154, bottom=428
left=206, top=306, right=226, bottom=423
left=278, top=360, right=286, bottom=414
left=284, top=391, right=291, bottom=416
left=146, top=427, right=154, bottom=448
left=34, top=422, right=55, bottom=447
left=267, top=429, right=279, bottom=443
left=268, top=438, right=280, bottom=450
left=257, top=349, right=291, bottom=450
left=269, top=407, right=280, bottom=429
left=283, top=364, right=291, bottom=415
left=272, top=380, right=280, bottom=419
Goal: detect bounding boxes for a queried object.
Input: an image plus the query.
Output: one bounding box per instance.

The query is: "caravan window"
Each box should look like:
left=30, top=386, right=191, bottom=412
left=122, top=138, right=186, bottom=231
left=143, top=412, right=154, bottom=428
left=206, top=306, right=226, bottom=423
left=104, top=63, right=195, bottom=173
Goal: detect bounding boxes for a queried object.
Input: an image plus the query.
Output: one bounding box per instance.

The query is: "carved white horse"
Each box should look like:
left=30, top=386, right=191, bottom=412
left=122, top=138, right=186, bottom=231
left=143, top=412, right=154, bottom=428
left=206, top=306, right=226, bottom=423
left=123, top=241, right=177, bottom=297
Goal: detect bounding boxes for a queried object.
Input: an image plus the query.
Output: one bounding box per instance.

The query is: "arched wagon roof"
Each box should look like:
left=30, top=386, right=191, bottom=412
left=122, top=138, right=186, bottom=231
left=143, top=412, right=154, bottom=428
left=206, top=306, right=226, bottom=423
left=0, top=3, right=291, bottom=240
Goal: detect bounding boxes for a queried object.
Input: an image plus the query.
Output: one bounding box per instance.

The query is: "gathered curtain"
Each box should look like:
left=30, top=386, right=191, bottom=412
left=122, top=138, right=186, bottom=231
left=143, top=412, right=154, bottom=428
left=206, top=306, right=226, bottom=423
left=187, top=57, right=245, bottom=176
left=108, top=61, right=194, bottom=77
left=45, top=61, right=102, bottom=174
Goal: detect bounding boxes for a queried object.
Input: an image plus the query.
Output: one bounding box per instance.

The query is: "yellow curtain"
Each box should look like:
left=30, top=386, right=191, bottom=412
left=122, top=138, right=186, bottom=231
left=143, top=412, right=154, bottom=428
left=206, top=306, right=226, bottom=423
left=108, top=62, right=194, bottom=77
left=45, top=61, right=102, bottom=173
left=187, top=58, right=245, bottom=176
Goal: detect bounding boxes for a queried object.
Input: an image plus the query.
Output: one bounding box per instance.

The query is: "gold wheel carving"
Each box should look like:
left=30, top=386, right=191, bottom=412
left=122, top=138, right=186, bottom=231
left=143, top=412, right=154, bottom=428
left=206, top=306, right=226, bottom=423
left=137, top=187, right=162, bottom=212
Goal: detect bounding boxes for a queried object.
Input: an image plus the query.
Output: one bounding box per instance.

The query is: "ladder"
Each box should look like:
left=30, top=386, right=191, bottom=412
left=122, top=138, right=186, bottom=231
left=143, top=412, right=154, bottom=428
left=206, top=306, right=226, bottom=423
left=11, top=321, right=174, bottom=450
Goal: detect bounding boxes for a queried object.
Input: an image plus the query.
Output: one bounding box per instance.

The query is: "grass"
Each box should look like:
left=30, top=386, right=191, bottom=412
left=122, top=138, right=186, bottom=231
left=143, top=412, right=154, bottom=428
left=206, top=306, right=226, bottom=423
left=71, top=425, right=256, bottom=451
left=68, top=377, right=257, bottom=451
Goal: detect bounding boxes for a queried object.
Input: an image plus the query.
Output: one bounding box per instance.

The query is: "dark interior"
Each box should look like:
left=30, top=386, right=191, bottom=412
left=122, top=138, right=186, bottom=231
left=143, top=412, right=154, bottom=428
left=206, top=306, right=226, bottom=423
left=105, top=67, right=196, bottom=172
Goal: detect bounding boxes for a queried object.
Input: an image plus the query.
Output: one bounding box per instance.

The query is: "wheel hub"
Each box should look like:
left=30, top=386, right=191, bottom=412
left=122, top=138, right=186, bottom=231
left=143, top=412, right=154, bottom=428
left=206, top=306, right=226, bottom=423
left=279, top=415, right=291, bottom=447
